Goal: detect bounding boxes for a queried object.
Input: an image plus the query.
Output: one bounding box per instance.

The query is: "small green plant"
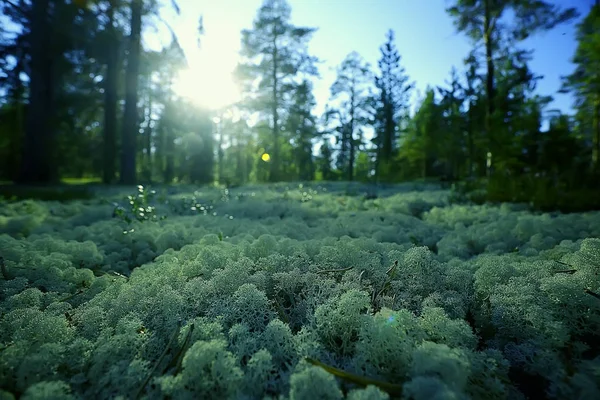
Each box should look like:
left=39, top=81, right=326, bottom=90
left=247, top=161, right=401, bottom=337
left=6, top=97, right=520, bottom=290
left=112, top=185, right=167, bottom=223
left=167, top=191, right=213, bottom=216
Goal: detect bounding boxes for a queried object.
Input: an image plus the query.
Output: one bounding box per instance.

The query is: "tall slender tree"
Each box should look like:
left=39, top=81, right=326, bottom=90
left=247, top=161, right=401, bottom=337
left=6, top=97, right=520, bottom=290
left=100, top=0, right=122, bottom=184
left=562, top=2, right=600, bottom=174
left=328, top=51, right=373, bottom=181
left=17, top=0, right=55, bottom=183
left=119, top=0, right=142, bottom=184
left=462, top=51, right=485, bottom=177
left=437, top=66, right=466, bottom=179
left=286, top=80, right=318, bottom=181
left=446, top=0, right=578, bottom=172
left=373, top=29, right=414, bottom=181
left=235, top=0, right=318, bottom=182
left=400, top=88, right=443, bottom=179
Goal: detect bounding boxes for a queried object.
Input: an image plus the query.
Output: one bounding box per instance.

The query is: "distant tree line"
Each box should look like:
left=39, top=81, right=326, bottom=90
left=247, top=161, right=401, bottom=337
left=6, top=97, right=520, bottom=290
left=0, top=0, right=598, bottom=210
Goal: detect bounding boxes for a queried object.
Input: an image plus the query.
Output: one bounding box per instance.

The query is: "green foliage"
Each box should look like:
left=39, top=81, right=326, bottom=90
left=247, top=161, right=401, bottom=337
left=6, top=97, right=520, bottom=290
left=0, top=185, right=94, bottom=202
left=399, top=88, right=443, bottom=179
left=21, top=381, right=75, bottom=400
left=289, top=364, right=344, bottom=400
left=373, top=29, right=414, bottom=182
left=326, top=52, right=374, bottom=181
left=486, top=175, right=600, bottom=213
left=158, top=339, right=243, bottom=399
left=352, top=308, right=423, bottom=382
left=235, top=0, right=319, bottom=182
left=347, top=385, right=390, bottom=400
left=0, top=183, right=599, bottom=398
left=112, top=185, right=166, bottom=224
left=314, top=289, right=371, bottom=356
left=562, top=4, right=600, bottom=174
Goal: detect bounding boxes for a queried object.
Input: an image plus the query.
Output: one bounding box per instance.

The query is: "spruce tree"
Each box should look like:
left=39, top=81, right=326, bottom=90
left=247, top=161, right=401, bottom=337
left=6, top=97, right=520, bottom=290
left=373, top=29, right=414, bottom=181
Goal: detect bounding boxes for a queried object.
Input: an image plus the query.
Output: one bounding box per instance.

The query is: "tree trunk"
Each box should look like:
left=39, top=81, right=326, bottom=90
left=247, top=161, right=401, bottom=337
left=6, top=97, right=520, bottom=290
left=348, top=83, right=356, bottom=181
left=217, top=120, right=224, bottom=183
left=270, top=30, right=280, bottom=182
left=484, top=0, right=496, bottom=174
left=19, top=0, right=57, bottom=184
left=467, top=101, right=474, bottom=177
left=144, top=91, right=153, bottom=183
left=103, top=3, right=118, bottom=184
left=120, top=0, right=142, bottom=184
left=8, top=60, right=25, bottom=181
left=164, top=125, right=175, bottom=184
left=593, top=99, right=600, bottom=174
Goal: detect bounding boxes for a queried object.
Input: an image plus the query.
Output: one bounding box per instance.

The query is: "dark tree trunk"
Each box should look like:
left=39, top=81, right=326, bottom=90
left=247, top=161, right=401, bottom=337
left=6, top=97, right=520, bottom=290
left=120, top=0, right=142, bottom=184
left=593, top=100, right=600, bottom=174
left=217, top=120, right=224, bottom=184
left=19, top=0, right=57, bottom=184
left=270, top=30, right=280, bottom=182
left=484, top=0, right=496, bottom=175
left=144, top=91, right=153, bottom=183
left=348, top=83, right=356, bottom=181
left=382, top=102, right=394, bottom=162
left=103, top=4, right=118, bottom=184
left=467, top=101, right=474, bottom=177
left=163, top=125, right=175, bottom=184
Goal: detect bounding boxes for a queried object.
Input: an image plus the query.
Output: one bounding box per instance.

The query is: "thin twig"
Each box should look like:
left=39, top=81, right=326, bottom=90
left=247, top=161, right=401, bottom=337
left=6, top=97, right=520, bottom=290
left=58, top=289, right=85, bottom=302
left=554, top=260, right=574, bottom=267
left=305, top=357, right=403, bottom=396
left=358, top=270, right=365, bottom=284
left=0, top=257, right=10, bottom=280
left=554, top=269, right=577, bottom=274
left=584, top=289, right=600, bottom=301
left=272, top=298, right=290, bottom=324
left=385, top=260, right=399, bottom=276
left=316, top=266, right=354, bottom=274
left=135, top=321, right=182, bottom=400
left=170, top=323, right=195, bottom=375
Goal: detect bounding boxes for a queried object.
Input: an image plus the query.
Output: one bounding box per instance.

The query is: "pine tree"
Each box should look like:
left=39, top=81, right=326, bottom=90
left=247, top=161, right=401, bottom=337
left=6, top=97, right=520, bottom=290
left=316, top=138, right=335, bottom=181
left=98, top=0, right=124, bottom=184
left=328, top=51, right=373, bottom=181
left=437, top=66, right=466, bottom=179
left=119, top=0, right=143, bottom=184
left=462, top=51, right=486, bottom=177
left=399, top=88, right=442, bottom=179
left=286, top=80, right=318, bottom=181
left=235, top=0, right=318, bottom=182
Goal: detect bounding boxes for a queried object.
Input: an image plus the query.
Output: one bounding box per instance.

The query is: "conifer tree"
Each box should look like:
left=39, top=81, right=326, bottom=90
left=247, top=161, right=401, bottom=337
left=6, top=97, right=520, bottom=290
left=235, top=0, right=318, bottom=182
left=328, top=51, right=373, bottom=181
left=286, top=80, right=318, bottom=181
left=562, top=2, right=600, bottom=174
left=373, top=29, right=414, bottom=181
left=447, top=0, right=578, bottom=172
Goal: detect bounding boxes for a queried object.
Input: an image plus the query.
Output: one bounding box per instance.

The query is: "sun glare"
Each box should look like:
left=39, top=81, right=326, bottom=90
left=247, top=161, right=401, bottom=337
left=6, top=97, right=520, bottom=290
left=173, top=59, right=240, bottom=110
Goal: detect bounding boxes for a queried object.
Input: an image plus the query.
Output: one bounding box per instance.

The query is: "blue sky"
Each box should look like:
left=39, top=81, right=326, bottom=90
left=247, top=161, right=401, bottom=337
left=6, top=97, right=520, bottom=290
left=158, top=0, right=595, bottom=118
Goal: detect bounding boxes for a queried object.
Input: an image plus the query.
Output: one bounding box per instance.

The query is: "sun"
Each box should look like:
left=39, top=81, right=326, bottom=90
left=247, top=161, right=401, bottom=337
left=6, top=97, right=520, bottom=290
left=172, top=57, right=240, bottom=110
left=166, top=10, right=242, bottom=110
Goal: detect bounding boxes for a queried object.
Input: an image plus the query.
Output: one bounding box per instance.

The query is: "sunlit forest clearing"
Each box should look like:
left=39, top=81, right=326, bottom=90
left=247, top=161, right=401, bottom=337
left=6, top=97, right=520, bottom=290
left=1, top=0, right=600, bottom=399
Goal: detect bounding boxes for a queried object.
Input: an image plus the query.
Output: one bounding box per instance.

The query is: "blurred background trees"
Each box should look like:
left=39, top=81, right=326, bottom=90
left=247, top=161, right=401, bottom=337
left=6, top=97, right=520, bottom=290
left=0, top=0, right=598, bottom=211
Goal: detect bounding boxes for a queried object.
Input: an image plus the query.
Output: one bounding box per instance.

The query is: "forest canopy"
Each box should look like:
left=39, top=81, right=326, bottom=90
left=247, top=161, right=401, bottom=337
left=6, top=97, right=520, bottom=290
left=0, top=0, right=598, bottom=211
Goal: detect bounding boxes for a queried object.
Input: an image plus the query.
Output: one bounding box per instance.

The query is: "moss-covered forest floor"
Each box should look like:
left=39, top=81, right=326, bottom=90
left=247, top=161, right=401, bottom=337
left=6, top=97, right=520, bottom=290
left=0, top=182, right=599, bottom=399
